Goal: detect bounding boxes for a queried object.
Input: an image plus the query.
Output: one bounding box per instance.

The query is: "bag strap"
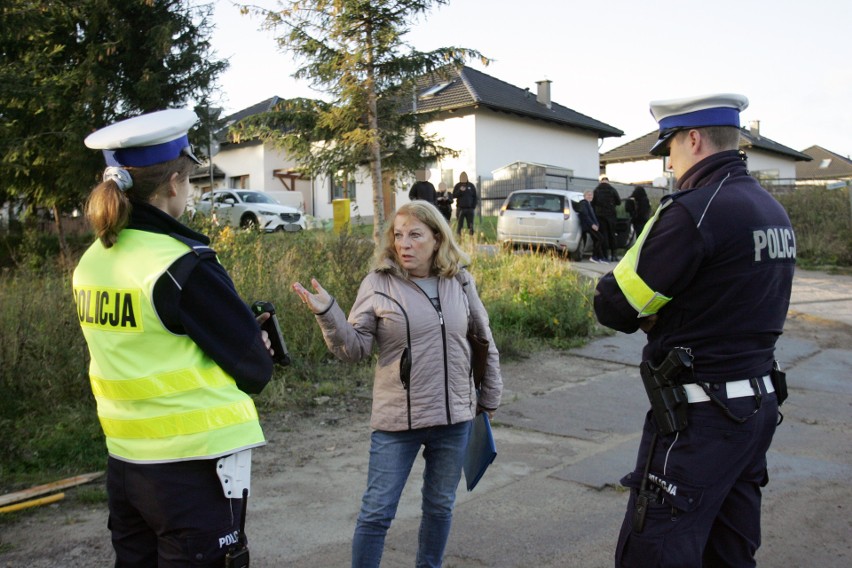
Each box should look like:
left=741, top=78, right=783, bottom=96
left=455, top=268, right=477, bottom=335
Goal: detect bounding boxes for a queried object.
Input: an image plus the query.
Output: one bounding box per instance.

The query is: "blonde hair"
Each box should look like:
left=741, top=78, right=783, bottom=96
left=373, top=201, right=470, bottom=278
left=85, top=156, right=195, bottom=248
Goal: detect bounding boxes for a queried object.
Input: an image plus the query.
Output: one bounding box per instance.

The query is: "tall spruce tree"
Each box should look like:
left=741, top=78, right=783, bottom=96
left=235, top=0, right=486, bottom=242
left=0, top=1, right=225, bottom=262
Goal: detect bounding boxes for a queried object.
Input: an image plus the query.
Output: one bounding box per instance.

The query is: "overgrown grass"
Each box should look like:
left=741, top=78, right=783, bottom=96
left=470, top=250, right=597, bottom=356
left=0, top=216, right=597, bottom=488
left=777, top=187, right=852, bottom=269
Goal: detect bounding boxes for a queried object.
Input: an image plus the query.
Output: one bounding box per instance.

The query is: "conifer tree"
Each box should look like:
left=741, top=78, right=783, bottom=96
left=235, top=0, right=486, bottom=242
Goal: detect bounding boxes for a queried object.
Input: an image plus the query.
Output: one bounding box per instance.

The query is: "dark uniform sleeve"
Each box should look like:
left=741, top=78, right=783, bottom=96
left=154, top=255, right=273, bottom=394
left=594, top=203, right=704, bottom=333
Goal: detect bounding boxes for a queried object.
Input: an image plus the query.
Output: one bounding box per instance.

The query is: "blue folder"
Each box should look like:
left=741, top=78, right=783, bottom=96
left=463, top=413, right=497, bottom=491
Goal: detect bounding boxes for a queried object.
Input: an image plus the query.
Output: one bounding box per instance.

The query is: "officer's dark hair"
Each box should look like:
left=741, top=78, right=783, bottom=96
left=697, top=126, right=741, bottom=152
left=85, top=156, right=195, bottom=248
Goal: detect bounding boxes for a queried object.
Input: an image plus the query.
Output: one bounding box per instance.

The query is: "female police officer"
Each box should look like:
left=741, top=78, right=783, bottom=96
left=73, top=109, right=273, bottom=566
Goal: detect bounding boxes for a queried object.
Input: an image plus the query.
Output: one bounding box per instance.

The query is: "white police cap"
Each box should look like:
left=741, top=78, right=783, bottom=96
left=84, top=108, right=201, bottom=167
left=648, top=93, right=748, bottom=156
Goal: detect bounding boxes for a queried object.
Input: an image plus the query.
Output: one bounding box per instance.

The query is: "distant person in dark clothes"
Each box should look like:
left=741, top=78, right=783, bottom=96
left=436, top=181, right=453, bottom=221
left=409, top=169, right=437, bottom=205
left=578, top=191, right=605, bottom=262
left=626, top=185, right=652, bottom=237
left=592, top=176, right=621, bottom=261
left=452, top=171, right=478, bottom=236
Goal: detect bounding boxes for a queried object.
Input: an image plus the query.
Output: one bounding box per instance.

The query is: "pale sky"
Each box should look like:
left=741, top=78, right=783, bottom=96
left=208, top=0, right=851, bottom=158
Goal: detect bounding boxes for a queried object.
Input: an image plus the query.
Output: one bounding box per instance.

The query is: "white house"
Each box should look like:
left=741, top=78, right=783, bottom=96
left=190, top=97, right=316, bottom=213
left=601, top=121, right=812, bottom=191
left=193, top=66, right=624, bottom=222
left=411, top=66, right=622, bottom=193
left=795, top=145, right=852, bottom=187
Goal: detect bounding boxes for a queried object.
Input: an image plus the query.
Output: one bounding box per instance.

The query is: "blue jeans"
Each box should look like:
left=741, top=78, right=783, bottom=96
left=352, top=421, right=473, bottom=568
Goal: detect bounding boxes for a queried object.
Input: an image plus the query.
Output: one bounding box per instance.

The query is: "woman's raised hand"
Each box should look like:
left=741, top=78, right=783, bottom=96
left=292, top=278, right=333, bottom=314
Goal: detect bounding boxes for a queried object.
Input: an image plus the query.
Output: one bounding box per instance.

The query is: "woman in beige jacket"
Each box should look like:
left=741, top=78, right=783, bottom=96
left=293, top=201, right=502, bottom=568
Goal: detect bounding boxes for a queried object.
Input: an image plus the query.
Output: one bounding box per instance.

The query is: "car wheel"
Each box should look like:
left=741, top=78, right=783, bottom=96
left=569, top=247, right=583, bottom=262
left=240, top=214, right=259, bottom=229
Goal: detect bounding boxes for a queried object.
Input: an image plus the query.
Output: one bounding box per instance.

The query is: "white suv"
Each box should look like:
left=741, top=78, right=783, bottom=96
left=497, top=189, right=585, bottom=260
left=195, top=190, right=306, bottom=232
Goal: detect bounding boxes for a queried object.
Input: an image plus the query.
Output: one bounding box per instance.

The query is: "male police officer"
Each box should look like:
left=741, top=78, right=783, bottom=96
left=594, top=94, right=795, bottom=567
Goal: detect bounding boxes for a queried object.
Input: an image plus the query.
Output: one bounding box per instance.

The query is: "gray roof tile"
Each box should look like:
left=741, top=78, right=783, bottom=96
left=795, top=145, right=852, bottom=179
left=601, top=128, right=812, bottom=164
left=413, top=66, right=623, bottom=138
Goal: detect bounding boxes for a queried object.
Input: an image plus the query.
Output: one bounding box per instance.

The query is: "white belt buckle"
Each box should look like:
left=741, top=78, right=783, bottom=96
left=216, top=449, right=252, bottom=499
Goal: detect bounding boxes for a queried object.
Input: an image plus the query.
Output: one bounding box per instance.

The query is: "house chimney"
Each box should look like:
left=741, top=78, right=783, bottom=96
left=536, top=79, right=552, bottom=109
left=749, top=120, right=760, bottom=138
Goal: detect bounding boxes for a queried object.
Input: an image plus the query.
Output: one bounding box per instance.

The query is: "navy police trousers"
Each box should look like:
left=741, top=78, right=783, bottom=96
left=107, top=457, right=244, bottom=568
left=616, top=385, right=778, bottom=568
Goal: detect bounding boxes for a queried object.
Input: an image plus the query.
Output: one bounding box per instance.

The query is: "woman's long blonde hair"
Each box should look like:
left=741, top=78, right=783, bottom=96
left=373, top=200, right=470, bottom=278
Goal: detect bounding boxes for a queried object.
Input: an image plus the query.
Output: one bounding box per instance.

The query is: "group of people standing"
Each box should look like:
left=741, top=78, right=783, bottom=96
left=74, top=90, right=792, bottom=568
left=577, top=178, right=651, bottom=263
left=409, top=171, right=478, bottom=237
left=75, top=109, right=500, bottom=568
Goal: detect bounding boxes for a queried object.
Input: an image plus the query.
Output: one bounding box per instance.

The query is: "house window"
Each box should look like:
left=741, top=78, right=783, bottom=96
left=419, top=81, right=452, bottom=100
left=819, top=158, right=832, bottom=169
left=330, top=172, right=356, bottom=201
left=752, top=169, right=779, bottom=185
left=230, top=175, right=249, bottom=189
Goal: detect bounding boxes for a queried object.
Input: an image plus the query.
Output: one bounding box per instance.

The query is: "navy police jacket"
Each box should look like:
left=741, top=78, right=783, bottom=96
left=595, top=151, right=795, bottom=382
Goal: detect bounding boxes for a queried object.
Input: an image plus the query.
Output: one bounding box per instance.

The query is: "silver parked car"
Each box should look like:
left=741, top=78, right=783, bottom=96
left=496, top=189, right=586, bottom=260
left=195, top=190, right=306, bottom=232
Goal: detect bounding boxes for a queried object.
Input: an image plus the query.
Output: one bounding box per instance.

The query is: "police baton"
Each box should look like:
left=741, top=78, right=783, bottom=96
left=225, top=488, right=250, bottom=568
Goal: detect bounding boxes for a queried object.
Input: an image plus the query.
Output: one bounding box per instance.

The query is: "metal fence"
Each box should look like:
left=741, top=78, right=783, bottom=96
left=477, top=174, right=653, bottom=216
left=475, top=174, right=834, bottom=217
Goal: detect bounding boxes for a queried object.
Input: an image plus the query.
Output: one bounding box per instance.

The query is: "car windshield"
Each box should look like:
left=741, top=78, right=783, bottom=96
left=237, top=191, right=278, bottom=205
left=506, top=193, right=564, bottom=212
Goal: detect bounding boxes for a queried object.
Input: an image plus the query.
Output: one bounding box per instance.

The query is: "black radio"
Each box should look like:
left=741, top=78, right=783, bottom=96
left=251, top=301, right=291, bottom=367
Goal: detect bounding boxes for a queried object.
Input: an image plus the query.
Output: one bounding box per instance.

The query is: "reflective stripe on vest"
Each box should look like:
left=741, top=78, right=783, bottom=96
left=73, top=230, right=264, bottom=463
left=613, top=200, right=674, bottom=317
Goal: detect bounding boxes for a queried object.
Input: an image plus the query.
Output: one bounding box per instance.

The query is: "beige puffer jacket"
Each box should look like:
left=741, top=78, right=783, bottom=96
left=315, top=267, right=502, bottom=431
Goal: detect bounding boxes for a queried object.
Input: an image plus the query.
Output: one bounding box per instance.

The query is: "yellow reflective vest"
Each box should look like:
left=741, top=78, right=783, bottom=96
left=72, top=229, right=265, bottom=463
left=613, top=201, right=674, bottom=317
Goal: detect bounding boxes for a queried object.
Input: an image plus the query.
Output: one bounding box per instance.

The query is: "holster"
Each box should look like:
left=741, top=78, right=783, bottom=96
left=639, top=348, right=692, bottom=435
